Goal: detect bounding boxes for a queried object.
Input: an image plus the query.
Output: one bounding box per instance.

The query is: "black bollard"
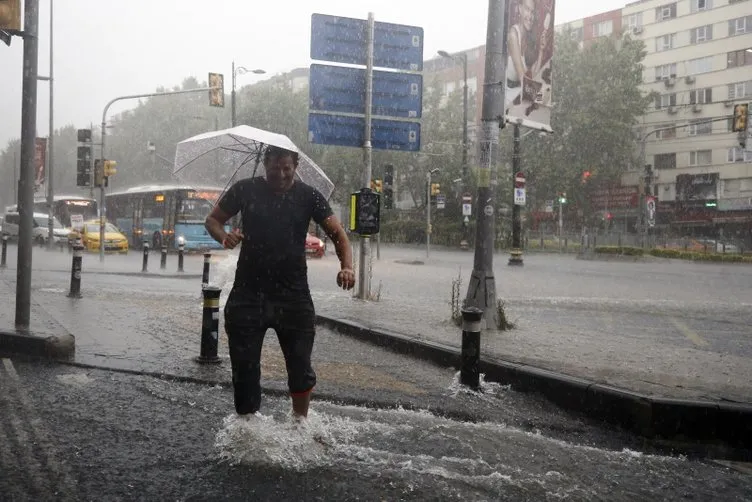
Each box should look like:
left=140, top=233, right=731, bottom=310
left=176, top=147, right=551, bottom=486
left=196, top=286, right=222, bottom=364
left=67, top=245, right=83, bottom=298
left=177, top=241, right=185, bottom=273
left=202, top=252, right=211, bottom=288
left=460, top=306, right=484, bottom=390
left=160, top=245, right=167, bottom=270
left=142, top=242, right=150, bottom=272
left=0, top=233, right=7, bottom=269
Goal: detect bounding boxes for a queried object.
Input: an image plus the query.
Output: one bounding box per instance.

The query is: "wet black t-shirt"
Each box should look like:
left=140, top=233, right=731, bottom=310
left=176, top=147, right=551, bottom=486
left=218, top=178, right=333, bottom=298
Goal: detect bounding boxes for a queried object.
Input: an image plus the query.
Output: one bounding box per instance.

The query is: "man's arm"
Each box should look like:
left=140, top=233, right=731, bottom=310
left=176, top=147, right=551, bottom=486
left=205, top=206, right=234, bottom=246
left=320, top=215, right=352, bottom=270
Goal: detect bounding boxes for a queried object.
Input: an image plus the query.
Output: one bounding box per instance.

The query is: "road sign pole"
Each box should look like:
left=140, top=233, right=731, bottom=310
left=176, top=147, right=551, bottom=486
left=509, top=124, right=523, bottom=266
left=426, top=171, right=432, bottom=258
left=357, top=12, right=375, bottom=301
left=465, top=0, right=507, bottom=330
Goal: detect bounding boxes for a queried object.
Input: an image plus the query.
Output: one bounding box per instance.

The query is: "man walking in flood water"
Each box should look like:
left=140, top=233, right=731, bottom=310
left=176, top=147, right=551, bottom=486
left=205, top=145, right=355, bottom=421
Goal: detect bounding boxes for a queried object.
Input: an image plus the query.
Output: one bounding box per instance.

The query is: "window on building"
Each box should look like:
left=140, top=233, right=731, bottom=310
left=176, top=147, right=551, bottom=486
left=689, top=150, right=713, bottom=166
left=727, top=49, right=752, bottom=68
left=655, top=125, right=676, bottom=139
left=729, top=80, right=752, bottom=100
left=467, top=77, right=478, bottom=94
left=655, top=63, right=677, bottom=81
left=727, top=147, right=752, bottom=163
left=593, top=20, right=613, bottom=38
left=689, top=87, right=712, bottom=104
left=656, top=3, right=677, bottom=22
left=655, top=153, right=677, bottom=169
left=688, top=119, right=713, bottom=136
left=655, top=93, right=677, bottom=109
left=656, top=33, right=676, bottom=52
left=729, top=16, right=752, bottom=36
left=690, top=0, right=712, bottom=12
left=686, top=56, right=713, bottom=75
left=626, top=12, right=643, bottom=30
left=690, top=25, right=713, bottom=44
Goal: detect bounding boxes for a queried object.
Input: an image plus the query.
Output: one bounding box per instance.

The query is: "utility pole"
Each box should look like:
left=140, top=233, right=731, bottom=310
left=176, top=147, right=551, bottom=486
left=45, top=0, right=54, bottom=249
left=231, top=60, right=236, bottom=128
left=508, top=123, right=523, bottom=266
left=16, top=0, right=40, bottom=329
left=465, top=0, right=507, bottom=330
left=426, top=168, right=439, bottom=257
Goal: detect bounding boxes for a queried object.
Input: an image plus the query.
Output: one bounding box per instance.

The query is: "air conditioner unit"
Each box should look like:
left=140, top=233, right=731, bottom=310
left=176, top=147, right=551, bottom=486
left=664, top=78, right=676, bottom=88
left=667, top=106, right=678, bottom=114
left=685, top=76, right=696, bottom=84
left=724, top=100, right=734, bottom=108
left=692, top=104, right=703, bottom=113
left=632, top=26, right=643, bottom=34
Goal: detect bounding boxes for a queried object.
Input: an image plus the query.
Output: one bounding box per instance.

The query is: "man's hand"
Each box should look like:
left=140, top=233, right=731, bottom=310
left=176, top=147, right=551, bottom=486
left=222, top=229, right=244, bottom=250
left=337, top=268, right=356, bottom=290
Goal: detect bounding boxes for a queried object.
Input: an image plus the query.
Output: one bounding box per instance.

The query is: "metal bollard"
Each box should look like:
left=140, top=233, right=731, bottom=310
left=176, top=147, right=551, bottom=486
left=460, top=306, right=484, bottom=390
left=1, top=233, right=7, bottom=269
left=196, top=286, right=222, bottom=364
left=142, top=242, right=150, bottom=272
left=67, top=245, right=83, bottom=298
left=202, top=252, right=211, bottom=288
left=177, top=242, right=185, bottom=273
left=160, top=245, right=167, bottom=270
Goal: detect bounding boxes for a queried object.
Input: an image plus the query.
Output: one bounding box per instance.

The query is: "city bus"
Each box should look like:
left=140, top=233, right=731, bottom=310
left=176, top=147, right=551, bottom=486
left=32, top=195, right=98, bottom=229
left=105, top=185, right=231, bottom=250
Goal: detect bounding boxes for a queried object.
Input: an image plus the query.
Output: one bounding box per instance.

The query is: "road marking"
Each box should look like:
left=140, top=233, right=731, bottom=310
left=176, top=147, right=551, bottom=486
left=669, top=318, right=708, bottom=348
left=2, top=359, right=78, bottom=499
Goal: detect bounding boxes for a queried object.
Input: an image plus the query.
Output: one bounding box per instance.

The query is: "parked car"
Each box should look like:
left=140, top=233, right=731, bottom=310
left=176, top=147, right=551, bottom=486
left=305, top=233, right=326, bottom=258
left=0, top=211, right=68, bottom=245
left=69, top=220, right=129, bottom=254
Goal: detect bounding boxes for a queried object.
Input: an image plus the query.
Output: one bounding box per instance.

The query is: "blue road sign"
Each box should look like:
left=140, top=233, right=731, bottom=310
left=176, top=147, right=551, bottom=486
left=309, top=64, right=422, bottom=119
left=311, top=14, right=424, bottom=71
left=309, top=113, right=421, bottom=152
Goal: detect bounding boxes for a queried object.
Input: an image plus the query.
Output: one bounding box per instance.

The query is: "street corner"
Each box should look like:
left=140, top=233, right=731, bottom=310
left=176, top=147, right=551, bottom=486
left=0, top=328, right=75, bottom=360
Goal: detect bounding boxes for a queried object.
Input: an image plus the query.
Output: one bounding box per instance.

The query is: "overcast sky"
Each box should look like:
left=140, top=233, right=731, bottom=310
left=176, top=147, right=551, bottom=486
left=0, top=0, right=626, bottom=148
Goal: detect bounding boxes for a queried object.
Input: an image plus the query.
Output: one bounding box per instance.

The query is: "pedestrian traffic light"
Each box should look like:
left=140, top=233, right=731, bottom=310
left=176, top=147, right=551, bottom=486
left=76, top=145, right=92, bottom=187
left=371, top=179, right=383, bottom=193
left=732, top=104, right=748, bottom=133
left=581, top=170, right=592, bottom=184
left=208, top=72, right=225, bottom=107
left=431, top=183, right=441, bottom=196
left=0, top=0, right=22, bottom=31
left=383, top=164, right=394, bottom=210
left=349, top=188, right=381, bottom=236
left=104, top=160, right=117, bottom=177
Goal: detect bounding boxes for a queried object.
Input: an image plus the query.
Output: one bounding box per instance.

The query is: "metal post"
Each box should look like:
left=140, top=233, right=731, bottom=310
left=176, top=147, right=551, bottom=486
left=426, top=171, right=432, bottom=258
left=13, top=150, right=18, bottom=205
left=460, top=306, right=484, bottom=389
left=46, top=0, right=54, bottom=250
left=15, top=0, right=41, bottom=330
left=88, top=121, right=94, bottom=199
left=231, top=60, right=236, bottom=128
left=141, top=242, right=149, bottom=272
left=202, top=252, right=211, bottom=288
left=465, top=0, right=507, bottom=330
left=160, top=245, right=167, bottom=270
left=357, top=12, right=375, bottom=301
left=67, top=244, right=82, bottom=298
left=1, top=234, right=7, bottom=269
left=195, top=286, right=222, bottom=364
left=177, top=242, right=184, bottom=273
left=509, top=124, right=523, bottom=266
left=558, top=197, right=563, bottom=245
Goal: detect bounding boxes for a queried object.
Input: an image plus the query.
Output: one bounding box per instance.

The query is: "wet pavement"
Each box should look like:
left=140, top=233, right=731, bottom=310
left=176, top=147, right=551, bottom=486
left=1, top=358, right=751, bottom=501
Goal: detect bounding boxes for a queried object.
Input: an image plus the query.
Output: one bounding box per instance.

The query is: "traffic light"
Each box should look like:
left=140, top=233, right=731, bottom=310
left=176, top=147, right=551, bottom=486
left=732, top=104, right=748, bottom=133
left=371, top=179, right=383, bottom=193
left=0, top=0, right=22, bottom=31
left=430, top=183, right=441, bottom=196
left=705, top=200, right=718, bottom=208
left=558, top=192, right=567, bottom=204
left=349, top=188, right=381, bottom=236
left=104, top=160, right=117, bottom=177
left=76, top=133, right=92, bottom=187
left=208, top=72, right=225, bottom=107
left=383, top=164, right=394, bottom=210
left=581, top=170, right=592, bottom=184
left=94, top=159, right=104, bottom=188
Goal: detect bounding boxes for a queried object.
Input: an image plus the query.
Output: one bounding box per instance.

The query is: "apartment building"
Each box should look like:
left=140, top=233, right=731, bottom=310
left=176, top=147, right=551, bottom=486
left=621, top=0, right=752, bottom=234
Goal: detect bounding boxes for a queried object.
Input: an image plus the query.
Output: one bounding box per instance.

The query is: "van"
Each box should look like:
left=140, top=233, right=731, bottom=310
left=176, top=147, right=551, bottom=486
left=1, top=211, right=69, bottom=245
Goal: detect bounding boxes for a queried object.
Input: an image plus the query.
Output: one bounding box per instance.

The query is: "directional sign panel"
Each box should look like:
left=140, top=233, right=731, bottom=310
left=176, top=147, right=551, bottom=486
left=309, top=64, right=423, bottom=118
left=309, top=113, right=421, bottom=152
left=311, top=14, right=424, bottom=71
left=514, top=188, right=526, bottom=206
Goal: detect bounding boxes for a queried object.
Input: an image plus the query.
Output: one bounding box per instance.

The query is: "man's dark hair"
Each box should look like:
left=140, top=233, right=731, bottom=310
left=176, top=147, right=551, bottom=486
left=264, top=145, right=299, bottom=166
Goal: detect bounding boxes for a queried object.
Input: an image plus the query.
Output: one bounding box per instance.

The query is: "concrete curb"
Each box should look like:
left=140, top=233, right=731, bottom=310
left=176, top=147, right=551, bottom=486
left=0, top=329, right=75, bottom=360
left=316, top=315, right=752, bottom=456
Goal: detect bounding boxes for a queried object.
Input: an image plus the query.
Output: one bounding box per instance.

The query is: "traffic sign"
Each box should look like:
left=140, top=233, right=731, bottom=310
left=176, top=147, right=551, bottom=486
left=436, top=194, right=446, bottom=209
left=309, top=64, right=422, bottom=118
left=311, top=14, right=424, bottom=71
left=462, top=203, right=472, bottom=216
left=514, top=171, right=525, bottom=189
left=545, top=200, right=554, bottom=213
left=514, top=188, right=526, bottom=206
left=309, top=113, right=421, bottom=152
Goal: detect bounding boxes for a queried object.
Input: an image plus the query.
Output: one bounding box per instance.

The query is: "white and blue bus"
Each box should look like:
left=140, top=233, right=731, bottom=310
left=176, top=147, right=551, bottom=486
left=105, top=185, right=232, bottom=250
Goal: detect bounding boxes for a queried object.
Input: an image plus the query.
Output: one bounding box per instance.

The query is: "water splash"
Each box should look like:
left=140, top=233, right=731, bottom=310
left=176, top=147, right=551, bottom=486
left=447, top=371, right=511, bottom=398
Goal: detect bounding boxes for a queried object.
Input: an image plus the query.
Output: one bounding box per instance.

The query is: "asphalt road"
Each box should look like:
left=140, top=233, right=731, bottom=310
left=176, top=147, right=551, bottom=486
left=1, top=358, right=750, bottom=501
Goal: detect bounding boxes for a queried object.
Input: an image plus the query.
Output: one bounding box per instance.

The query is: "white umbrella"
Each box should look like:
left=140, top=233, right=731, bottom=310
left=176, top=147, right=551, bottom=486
left=173, top=125, right=335, bottom=200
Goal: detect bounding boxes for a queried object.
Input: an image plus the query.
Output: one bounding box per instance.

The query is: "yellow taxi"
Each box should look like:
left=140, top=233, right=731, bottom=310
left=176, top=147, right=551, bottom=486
left=70, top=220, right=129, bottom=254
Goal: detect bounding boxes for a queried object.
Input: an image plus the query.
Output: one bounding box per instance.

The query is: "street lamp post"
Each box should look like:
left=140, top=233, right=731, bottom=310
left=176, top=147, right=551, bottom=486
left=426, top=168, right=439, bottom=258
left=231, top=61, right=265, bottom=128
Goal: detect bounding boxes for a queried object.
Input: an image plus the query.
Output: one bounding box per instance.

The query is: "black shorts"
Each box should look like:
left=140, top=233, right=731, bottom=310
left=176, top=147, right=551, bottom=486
left=223, top=288, right=316, bottom=414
